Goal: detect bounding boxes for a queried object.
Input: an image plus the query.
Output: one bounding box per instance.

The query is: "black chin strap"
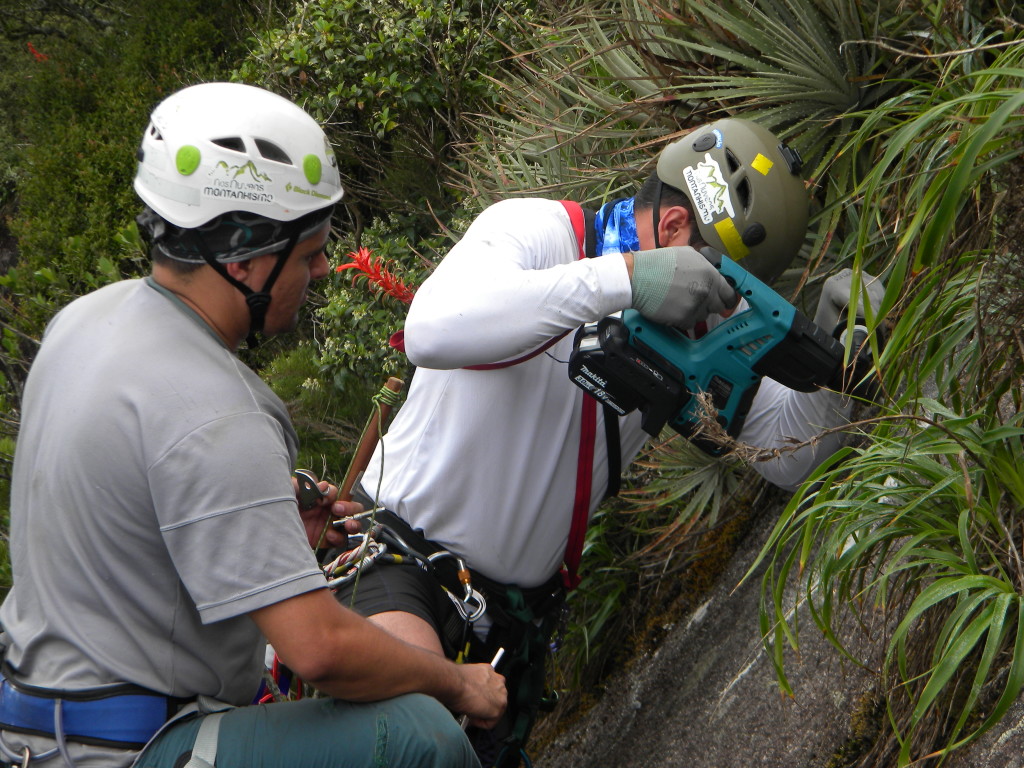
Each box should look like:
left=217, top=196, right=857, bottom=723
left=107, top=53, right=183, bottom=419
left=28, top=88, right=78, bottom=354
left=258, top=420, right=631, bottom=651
left=651, top=180, right=664, bottom=249
left=186, top=224, right=304, bottom=348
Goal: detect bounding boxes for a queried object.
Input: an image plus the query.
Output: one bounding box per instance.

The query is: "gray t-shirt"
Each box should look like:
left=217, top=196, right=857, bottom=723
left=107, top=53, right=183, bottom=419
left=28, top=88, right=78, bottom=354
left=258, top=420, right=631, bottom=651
left=0, top=278, right=325, bottom=705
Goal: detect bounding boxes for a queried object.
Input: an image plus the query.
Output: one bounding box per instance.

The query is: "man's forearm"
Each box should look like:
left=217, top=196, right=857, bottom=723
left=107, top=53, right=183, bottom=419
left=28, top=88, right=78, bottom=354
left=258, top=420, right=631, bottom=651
left=251, top=589, right=478, bottom=710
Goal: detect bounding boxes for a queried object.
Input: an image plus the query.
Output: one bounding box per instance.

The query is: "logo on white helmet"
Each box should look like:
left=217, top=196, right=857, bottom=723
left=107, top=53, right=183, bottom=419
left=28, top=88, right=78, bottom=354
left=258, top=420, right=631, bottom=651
left=203, top=160, right=274, bottom=205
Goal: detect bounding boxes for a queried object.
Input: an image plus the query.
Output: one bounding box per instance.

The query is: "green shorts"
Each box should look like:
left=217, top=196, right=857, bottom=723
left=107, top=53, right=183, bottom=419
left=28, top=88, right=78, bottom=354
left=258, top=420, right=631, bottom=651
left=135, top=695, right=480, bottom=768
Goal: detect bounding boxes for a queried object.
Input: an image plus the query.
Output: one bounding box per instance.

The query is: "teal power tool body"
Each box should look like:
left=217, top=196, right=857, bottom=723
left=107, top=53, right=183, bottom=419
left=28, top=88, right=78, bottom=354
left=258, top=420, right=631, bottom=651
left=569, top=250, right=870, bottom=453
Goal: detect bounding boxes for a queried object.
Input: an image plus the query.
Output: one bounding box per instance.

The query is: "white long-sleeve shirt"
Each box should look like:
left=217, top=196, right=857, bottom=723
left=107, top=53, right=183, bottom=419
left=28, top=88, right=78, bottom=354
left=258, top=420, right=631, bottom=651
left=359, top=198, right=850, bottom=587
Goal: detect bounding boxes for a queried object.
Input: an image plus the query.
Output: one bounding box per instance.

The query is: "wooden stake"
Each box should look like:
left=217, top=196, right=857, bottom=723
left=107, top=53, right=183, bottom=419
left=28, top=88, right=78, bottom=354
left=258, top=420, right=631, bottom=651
left=339, top=376, right=404, bottom=501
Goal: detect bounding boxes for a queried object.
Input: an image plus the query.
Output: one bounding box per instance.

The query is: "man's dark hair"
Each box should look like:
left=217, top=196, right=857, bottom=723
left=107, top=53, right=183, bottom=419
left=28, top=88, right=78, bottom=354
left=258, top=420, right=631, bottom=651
left=151, top=248, right=205, bottom=275
left=634, top=171, right=707, bottom=249
left=634, top=171, right=694, bottom=213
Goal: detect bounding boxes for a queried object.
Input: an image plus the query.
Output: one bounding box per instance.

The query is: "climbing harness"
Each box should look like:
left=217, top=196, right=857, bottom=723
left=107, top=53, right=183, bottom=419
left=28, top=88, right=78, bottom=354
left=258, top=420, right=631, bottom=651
left=0, top=679, right=174, bottom=749
left=0, top=669, right=185, bottom=759
left=327, top=495, right=566, bottom=768
left=0, top=661, right=233, bottom=768
left=323, top=509, right=488, bottom=628
left=463, top=571, right=566, bottom=768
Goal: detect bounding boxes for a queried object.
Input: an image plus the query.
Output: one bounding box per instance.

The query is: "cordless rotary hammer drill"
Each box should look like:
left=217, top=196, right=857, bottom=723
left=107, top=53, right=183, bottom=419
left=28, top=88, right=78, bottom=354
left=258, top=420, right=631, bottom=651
left=568, top=249, right=877, bottom=454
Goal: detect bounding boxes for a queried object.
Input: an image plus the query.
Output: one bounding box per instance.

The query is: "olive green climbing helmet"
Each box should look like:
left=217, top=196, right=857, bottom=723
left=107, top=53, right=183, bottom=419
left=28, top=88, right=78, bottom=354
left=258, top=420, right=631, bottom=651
left=657, top=118, right=809, bottom=283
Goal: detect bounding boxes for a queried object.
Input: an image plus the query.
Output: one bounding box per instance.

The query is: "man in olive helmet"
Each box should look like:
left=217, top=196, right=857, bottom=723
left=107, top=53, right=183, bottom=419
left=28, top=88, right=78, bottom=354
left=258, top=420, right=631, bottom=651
left=329, top=117, right=884, bottom=767
left=0, top=82, right=504, bottom=768
left=647, top=118, right=809, bottom=283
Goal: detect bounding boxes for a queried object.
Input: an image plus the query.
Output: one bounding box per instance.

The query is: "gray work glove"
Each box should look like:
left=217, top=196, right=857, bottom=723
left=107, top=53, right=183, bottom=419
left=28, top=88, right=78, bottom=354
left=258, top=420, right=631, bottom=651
left=814, top=268, right=886, bottom=332
left=631, top=246, right=738, bottom=328
left=817, top=268, right=887, bottom=401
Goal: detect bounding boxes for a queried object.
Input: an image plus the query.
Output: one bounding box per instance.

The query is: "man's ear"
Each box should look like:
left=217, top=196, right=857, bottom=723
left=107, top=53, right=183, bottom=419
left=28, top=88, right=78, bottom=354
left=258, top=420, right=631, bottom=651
left=224, top=258, right=255, bottom=285
left=658, top=205, right=693, bottom=248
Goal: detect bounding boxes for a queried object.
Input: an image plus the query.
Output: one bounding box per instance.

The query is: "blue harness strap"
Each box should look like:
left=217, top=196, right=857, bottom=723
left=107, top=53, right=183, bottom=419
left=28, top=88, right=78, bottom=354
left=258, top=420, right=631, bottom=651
left=0, top=678, right=173, bottom=748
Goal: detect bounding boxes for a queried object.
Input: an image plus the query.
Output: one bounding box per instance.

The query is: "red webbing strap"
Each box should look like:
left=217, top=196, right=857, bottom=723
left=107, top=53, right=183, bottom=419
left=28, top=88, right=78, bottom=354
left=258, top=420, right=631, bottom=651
left=558, top=199, right=594, bottom=590
left=464, top=331, right=570, bottom=370
left=564, top=395, right=596, bottom=589
left=560, top=199, right=586, bottom=254
left=464, top=202, right=588, bottom=371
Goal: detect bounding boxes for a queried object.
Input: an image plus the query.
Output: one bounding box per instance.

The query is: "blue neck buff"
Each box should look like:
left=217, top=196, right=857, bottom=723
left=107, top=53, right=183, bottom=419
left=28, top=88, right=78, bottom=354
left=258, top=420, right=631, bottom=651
left=594, top=197, right=640, bottom=256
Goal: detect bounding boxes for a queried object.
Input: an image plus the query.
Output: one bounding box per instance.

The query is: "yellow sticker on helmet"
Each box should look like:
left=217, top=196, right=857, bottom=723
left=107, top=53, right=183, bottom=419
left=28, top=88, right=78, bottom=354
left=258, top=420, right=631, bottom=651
left=752, top=153, right=774, bottom=176
left=714, top=218, right=749, bottom=260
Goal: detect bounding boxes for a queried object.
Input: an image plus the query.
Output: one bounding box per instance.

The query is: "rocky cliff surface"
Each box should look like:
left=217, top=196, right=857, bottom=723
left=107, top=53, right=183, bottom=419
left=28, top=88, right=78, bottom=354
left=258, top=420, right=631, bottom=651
left=535, top=506, right=1024, bottom=768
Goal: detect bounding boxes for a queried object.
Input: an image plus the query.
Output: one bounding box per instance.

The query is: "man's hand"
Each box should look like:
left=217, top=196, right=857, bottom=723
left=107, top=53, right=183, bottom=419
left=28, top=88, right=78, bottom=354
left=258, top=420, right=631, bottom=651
left=629, top=246, right=739, bottom=328
left=814, top=268, right=886, bottom=333
left=449, top=662, right=508, bottom=730
left=253, top=590, right=507, bottom=718
left=291, top=471, right=362, bottom=549
left=815, top=269, right=887, bottom=400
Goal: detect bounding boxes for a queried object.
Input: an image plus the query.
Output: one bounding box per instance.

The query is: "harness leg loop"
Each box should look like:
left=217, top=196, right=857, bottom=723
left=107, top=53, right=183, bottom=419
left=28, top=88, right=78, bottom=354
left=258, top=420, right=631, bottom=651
left=183, top=711, right=227, bottom=768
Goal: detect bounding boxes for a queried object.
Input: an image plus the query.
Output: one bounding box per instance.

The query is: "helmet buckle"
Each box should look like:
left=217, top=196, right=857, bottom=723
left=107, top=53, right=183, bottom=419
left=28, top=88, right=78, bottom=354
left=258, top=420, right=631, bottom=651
left=778, top=143, right=803, bottom=174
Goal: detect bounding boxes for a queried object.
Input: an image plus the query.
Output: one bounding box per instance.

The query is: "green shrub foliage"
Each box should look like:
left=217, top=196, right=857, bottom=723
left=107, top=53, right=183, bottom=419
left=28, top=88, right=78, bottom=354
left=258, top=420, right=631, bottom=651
left=237, top=0, right=537, bottom=233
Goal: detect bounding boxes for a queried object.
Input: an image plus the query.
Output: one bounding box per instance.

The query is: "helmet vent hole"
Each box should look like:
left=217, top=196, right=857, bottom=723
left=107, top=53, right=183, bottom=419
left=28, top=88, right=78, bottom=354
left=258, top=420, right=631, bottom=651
left=212, top=137, right=246, bottom=153
left=255, top=139, right=292, bottom=165
left=724, top=149, right=741, bottom=173
left=736, top=178, right=751, bottom=211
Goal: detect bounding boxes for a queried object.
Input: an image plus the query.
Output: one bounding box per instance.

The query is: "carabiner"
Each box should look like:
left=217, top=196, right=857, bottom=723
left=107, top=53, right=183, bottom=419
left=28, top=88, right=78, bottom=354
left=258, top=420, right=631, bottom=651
left=293, top=469, right=324, bottom=511
left=427, top=551, right=475, bottom=602
left=445, top=586, right=487, bottom=624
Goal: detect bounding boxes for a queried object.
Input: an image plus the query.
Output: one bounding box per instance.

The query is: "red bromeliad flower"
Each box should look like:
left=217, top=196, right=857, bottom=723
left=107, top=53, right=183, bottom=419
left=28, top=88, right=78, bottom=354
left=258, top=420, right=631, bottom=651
left=27, top=42, right=48, bottom=62
left=335, top=247, right=416, bottom=305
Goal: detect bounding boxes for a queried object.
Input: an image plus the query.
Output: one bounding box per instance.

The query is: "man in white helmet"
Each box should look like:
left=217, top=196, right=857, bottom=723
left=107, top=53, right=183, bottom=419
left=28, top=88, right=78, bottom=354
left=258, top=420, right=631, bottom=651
left=0, top=82, right=505, bottom=768
left=329, top=118, right=885, bottom=766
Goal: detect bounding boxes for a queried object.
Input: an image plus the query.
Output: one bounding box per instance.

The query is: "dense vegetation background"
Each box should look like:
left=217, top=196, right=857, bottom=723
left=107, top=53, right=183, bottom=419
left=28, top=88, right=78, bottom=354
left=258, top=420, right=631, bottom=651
left=2, top=1, right=1023, bottom=765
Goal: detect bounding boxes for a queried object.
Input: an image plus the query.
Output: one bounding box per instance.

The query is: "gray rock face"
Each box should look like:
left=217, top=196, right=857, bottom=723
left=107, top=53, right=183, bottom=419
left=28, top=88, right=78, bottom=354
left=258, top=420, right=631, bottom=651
left=534, top=509, right=886, bottom=767
left=535, top=505, right=1024, bottom=768
left=944, top=698, right=1024, bottom=768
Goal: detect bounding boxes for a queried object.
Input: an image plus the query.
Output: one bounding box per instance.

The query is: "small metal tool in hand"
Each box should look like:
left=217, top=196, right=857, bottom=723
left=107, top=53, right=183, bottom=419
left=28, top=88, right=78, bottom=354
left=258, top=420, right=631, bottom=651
left=460, top=647, right=505, bottom=730
left=294, top=469, right=325, bottom=511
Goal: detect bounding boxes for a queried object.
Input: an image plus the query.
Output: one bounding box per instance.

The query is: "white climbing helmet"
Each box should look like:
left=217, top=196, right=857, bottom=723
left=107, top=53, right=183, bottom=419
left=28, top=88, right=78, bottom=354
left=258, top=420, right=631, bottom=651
left=134, top=82, right=343, bottom=229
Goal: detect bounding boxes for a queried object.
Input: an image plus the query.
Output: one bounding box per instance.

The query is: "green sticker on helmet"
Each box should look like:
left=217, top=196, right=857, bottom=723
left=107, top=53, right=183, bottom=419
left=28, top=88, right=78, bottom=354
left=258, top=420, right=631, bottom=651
left=175, top=145, right=201, bottom=176
left=303, top=154, right=322, bottom=185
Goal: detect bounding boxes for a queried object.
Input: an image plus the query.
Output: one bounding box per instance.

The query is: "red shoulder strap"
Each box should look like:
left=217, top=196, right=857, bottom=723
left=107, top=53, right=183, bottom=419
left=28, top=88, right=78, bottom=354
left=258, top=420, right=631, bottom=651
left=558, top=200, right=594, bottom=590
left=561, top=199, right=586, bottom=247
